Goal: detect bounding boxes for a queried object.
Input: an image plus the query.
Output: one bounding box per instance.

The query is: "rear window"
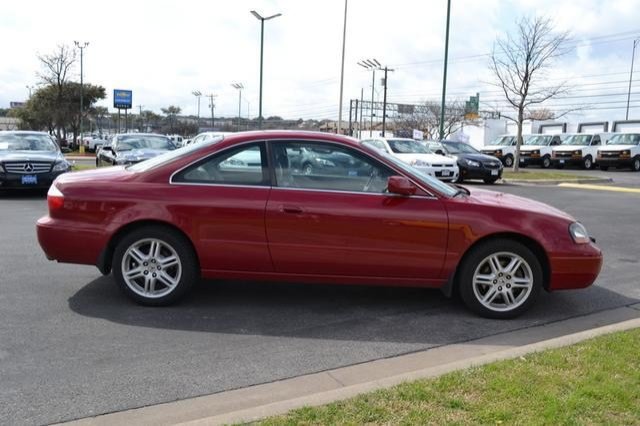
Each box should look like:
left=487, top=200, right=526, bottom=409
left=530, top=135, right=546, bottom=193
left=127, top=136, right=224, bottom=172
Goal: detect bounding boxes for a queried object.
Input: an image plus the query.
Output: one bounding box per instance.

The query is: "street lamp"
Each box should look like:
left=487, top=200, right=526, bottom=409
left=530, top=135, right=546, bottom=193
left=26, top=85, right=35, bottom=98
left=358, top=59, right=378, bottom=137
left=74, top=41, right=89, bottom=151
left=356, top=59, right=396, bottom=136
left=192, top=90, right=202, bottom=130
left=337, top=0, right=349, bottom=134
left=439, top=0, right=452, bottom=140
left=626, top=38, right=640, bottom=120
left=231, top=83, right=244, bottom=132
left=251, top=10, right=282, bottom=129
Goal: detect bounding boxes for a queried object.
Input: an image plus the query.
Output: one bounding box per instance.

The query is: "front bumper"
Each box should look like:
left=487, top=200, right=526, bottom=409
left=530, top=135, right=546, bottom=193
left=519, top=155, right=545, bottom=166
left=548, top=242, right=603, bottom=290
left=459, top=164, right=502, bottom=180
left=413, top=165, right=459, bottom=181
left=551, top=156, right=583, bottom=167
left=596, top=158, right=633, bottom=168
left=0, top=170, right=68, bottom=189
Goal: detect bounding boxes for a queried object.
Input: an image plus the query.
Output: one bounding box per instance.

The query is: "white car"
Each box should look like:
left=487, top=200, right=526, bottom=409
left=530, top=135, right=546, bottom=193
left=518, top=134, right=563, bottom=168
left=361, top=137, right=459, bottom=182
left=187, top=131, right=233, bottom=146
left=551, top=133, right=605, bottom=169
left=597, top=133, right=640, bottom=172
left=481, top=135, right=517, bottom=167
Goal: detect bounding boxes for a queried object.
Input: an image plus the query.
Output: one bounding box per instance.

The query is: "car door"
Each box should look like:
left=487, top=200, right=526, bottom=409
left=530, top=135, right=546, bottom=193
left=170, top=142, right=274, bottom=272
left=265, top=140, right=448, bottom=279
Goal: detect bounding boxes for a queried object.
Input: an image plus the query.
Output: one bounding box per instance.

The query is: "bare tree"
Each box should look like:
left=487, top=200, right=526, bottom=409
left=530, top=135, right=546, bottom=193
left=37, top=45, right=77, bottom=139
left=394, top=101, right=468, bottom=140
left=489, top=16, right=570, bottom=171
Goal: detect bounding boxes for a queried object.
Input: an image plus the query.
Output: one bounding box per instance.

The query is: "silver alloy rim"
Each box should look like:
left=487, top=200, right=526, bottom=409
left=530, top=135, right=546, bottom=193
left=121, top=238, right=182, bottom=298
left=585, top=158, right=591, bottom=168
left=472, top=251, right=533, bottom=312
left=505, top=157, right=513, bottom=166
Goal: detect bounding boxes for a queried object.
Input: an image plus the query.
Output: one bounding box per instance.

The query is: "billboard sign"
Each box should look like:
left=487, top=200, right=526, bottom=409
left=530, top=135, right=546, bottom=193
left=412, top=129, right=424, bottom=140
left=113, top=89, right=132, bottom=109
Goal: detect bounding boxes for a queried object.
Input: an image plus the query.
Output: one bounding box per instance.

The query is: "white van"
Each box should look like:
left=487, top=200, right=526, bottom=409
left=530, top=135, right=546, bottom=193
left=551, top=133, right=607, bottom=169
left=481, top=135, right=517, bottom=167
left=597, top=133, right=640, bottom=171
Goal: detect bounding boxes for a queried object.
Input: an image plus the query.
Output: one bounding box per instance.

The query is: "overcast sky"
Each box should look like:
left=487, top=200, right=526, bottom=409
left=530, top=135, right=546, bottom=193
left=1, top=0, right=640, bottom=123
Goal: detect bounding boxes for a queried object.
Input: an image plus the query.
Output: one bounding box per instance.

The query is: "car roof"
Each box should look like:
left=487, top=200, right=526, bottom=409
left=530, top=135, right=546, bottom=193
left=213, top=130, right=362, bottom=150
left=0, top=130, right=51, bottom=135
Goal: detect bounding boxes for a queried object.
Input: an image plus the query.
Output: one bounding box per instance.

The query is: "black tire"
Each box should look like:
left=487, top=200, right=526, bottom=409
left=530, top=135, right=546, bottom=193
left=302, top=162, right=313, bottom=175
left=582, top=156, right=593, bottom=170
left=455, top=173, right=464, bottom=183
left=112, top=225, right=199, bottom=306
left=483, top=177, right=498, bottom=184
left=600, top=165, right=609, bottom=171
left=632, top=157, right=640, bottom=172
left=457, top=239, right=543, bottom=319
left=541, top=155, right=551, bottom=169
left=503, top=155, right=514, bottom=168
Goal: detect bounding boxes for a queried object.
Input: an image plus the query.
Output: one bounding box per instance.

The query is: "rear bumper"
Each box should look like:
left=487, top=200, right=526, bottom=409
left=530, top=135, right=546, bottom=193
left=37, top=215, right=107, bottom=266
left=548, top=244, right=603, bottom=290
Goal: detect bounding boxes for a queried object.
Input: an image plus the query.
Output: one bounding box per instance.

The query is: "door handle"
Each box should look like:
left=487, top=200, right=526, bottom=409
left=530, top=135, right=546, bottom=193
left=280, top=205, right=304, bottom=214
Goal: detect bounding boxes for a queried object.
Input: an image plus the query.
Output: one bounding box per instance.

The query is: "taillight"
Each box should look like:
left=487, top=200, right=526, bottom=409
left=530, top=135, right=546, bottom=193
left=47, top=183, right=64, bottom=211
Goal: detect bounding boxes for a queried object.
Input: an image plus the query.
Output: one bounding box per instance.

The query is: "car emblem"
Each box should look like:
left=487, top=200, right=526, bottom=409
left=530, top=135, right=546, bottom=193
left=23, top=163, right=34, bottom=173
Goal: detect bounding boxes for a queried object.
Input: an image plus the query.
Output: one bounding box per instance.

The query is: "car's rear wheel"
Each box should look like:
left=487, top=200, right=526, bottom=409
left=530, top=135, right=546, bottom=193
left=458, top=239, right=542, bottom=319
left=113, top=226, right=198, bottom=306
left=302, top=163, right=313, bottom=175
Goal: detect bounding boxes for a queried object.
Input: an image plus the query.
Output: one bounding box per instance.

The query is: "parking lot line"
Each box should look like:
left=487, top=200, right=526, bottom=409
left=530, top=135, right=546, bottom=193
left=558, top=183, right=640, bottom=194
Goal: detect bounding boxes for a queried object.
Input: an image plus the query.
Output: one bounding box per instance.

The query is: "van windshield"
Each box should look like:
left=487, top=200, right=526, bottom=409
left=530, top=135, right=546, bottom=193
left=562, top=135, right=592, bottom=145
left=523, top=135, right=552, bottom=145
left=488, top=136, right=513, bottom=146
left=607, top=134, right=640, bottom=145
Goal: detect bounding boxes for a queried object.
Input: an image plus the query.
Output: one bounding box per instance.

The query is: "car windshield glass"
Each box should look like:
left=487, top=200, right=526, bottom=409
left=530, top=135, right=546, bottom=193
left=607, top=133, right=640, bottom=145
left=444, top=142, right=479, bottom=154
left=0, top=133, right=58, bottom=152
left=387, top=139, right=431, bottom=154
left=127, top=136, right=225, bottom=172
left=562, top=135, right=592, bottom=145
left=523, top=135, right=552, bottom=145
left=488, top=136, right=513, bottom=146
left=116, top=135, right=175, bottom=151
left=376, top=151, right=458, bottom=197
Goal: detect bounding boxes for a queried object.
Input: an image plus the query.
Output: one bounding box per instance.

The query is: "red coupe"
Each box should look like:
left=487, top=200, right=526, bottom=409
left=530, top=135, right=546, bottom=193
left=37, top=131, right=603, bottom=318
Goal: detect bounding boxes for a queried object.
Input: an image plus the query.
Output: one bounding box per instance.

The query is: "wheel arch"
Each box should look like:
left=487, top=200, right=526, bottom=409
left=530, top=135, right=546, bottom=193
left=443, top=232, right=551, bottom=297
left=97, top=219, right=200, bottom=275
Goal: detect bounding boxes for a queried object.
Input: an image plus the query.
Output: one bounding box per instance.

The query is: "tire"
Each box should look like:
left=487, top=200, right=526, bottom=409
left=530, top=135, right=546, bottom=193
left=632, top=157, right=640, bottom=172
left=455, top=173, right=464, bottom=183
left=483, top=177, right=498, bottom=184
left=112, top=225, right=199, bottom=306
left=583, top=156, right=593, bottom=170
left=600, top=165, right=609, bottom=171
left=457, top=239, right=543, bottom=319
left=541, top=155, right=551, bottom=169
left=302, top=162, right=313, bottom=175
left=503, top=155, right=514, bottom=168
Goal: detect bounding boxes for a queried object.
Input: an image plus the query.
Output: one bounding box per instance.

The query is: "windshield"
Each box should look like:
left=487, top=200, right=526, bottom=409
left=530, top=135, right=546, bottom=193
left=562, top=135, right=592, bottom=145
left=387, top=139, right=431, bottom=154
left=377, top=151, right=458, bottom=197
left=607, top=133, right=640, bottom=145
left=116, top=135, right=175, bottom=151
left=127, top=136, right=224, bottom=172
left=0, top=133, right=58, bottom=152
left=488, top=136, right=514, bottom=146
left=443, top=142, right=479, bottom=154
left=523, top=135, right=552, bottom=145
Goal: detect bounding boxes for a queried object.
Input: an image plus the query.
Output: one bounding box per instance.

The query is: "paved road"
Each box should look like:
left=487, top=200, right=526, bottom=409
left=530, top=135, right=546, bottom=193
left=1, top=178, right=639, bottom=425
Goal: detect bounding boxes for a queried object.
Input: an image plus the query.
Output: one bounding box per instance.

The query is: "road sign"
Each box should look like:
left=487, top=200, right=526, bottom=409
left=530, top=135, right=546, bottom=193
left=113, top=89, right=132, bottom=109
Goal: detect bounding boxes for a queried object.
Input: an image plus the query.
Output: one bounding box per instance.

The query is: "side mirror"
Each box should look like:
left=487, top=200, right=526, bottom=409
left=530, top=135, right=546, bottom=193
left=102, top=146, right=113, bottom=153
left=388, top=176, right=417, bottom=196
left=436, top=150, right=445, bottom=155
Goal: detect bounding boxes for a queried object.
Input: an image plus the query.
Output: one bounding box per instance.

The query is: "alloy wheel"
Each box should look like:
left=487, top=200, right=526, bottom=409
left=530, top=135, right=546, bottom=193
left=121, top=238, right=182, bottom=299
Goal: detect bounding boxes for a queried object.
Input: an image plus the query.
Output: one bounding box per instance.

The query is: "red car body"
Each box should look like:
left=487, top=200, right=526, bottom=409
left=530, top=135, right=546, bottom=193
left=37, top=131, right=602, bottom=312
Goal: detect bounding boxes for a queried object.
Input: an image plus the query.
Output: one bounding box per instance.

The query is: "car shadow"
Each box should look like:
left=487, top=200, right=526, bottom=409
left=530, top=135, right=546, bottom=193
left=68, top=277, right=639, bottom=346
left=0, top=189, right=48, bottom=198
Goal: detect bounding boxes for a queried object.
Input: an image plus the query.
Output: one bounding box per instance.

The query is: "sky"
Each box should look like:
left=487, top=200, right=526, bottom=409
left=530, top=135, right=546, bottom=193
left=2, top=0, right=640, bottom=124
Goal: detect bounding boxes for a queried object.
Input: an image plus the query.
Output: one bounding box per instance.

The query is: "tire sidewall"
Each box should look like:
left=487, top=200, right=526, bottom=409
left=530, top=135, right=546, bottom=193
left=458, top=239, right=543, bottom=319
left=112, top=226, right=198, bottom=306
left=504, top=155, right=514, bottom=167
left=542, top=155, right=551, bottom=168
left=633, top=157, right=640, bottom=172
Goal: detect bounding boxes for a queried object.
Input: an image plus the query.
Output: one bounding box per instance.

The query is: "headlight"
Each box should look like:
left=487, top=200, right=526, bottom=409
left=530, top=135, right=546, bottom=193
left=573, top=150, right=582, bottom=156
left=464, top=159, right=481, bottom=167
left=569, top=222, right=590, bottom=244
left=410, top=159, right=431, bottom=167
left=52, top=161, right=70, bottom=172
left=621, top=150, right=631, bottom=157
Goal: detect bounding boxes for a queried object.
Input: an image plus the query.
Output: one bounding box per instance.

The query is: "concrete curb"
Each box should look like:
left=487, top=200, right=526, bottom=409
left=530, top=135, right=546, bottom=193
left=501, top=177, right=613, bottom=186
left=60, top=305, right=640, bottom=426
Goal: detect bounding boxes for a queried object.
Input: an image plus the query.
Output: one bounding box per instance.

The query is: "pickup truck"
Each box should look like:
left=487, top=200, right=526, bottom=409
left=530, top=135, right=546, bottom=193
left=518, top=134, right=563, bottom=168
left=551, top=133, right=605, bottom=169
left=597, top=133, right=640, bottom=171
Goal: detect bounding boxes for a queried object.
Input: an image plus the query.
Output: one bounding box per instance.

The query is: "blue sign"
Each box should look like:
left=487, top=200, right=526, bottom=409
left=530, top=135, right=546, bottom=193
left=113, top=89, right=132, bottom=109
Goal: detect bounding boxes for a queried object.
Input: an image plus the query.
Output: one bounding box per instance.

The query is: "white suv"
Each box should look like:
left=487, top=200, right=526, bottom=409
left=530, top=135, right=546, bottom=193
left=551, top=133, right=604, bottom=169
left=481, top=135, right=517, bottom=167
left=597, top=133, right=640, bottom=171
left=361, top=137, right=459, bottom=182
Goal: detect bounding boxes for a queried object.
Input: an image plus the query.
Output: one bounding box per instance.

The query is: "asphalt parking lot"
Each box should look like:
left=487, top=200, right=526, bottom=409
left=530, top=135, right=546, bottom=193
left=1, top=170, right=639, bottom=425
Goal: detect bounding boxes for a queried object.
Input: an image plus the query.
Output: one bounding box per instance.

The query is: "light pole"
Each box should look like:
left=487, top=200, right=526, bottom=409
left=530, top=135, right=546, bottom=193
left=192, top=90, right=202, bottom=131
left=26, top=85, right=35, bottom=98
left=231, top=83, right=244, bottom=132
left=439, top=0, right=451, bottom=140
left=337, top=0, right=348, bottom=134
left=74, top=41, right=89, bottom=150
left=358, top=59, right=381, bottom=137
left=137, top=104, right=144, bottom=131
left=207, top=93, right=217, bottom=129
left=251, top=10, right=282, bottom=129
left=626, top=38, right=640, bottom=121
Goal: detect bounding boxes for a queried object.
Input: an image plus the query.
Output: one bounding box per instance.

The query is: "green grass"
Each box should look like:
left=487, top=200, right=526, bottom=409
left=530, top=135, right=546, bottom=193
left=71, top=164, right=96, bottom=171
left=502, top=170, right=600, bottom=181
left=256, top=328, right=640, bottom=425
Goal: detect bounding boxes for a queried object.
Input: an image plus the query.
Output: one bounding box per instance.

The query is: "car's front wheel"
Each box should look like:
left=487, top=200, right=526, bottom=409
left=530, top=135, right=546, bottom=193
left=504, top=155, right=514, bottom=167
left=632, top=156, right=640, bottom=172
left=542, top=155, right=551, bottom=169
left=458, top=239, right=542, bottom=319
left=112, top=226, right=198, bottom=306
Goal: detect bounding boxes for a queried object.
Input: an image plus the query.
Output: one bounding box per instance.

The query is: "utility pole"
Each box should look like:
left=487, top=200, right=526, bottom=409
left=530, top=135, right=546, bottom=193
left=251, top=10, right=282, bottom=129
left=137, top=104, right=144, bottom=131
left=353, top=98, right=358, bottom=137
left=626, top=38, right=639, bottom=120
left=74, top=41, right=89, bottom=150
left=359, top=88, right=364, bottom=139
left=381, top=66, right=394, bottom=137
left=348, top=99, right=353, bottom=135
left=26, top=85, right=35, bottom=98
left=192, top=90, right=202, bottom=131
left=337, top=0, right=348, bottom=134
left=232, top=83, right=244, bottom=132
left=439, top=0, right=452, bottom=140
left=207, top=93, right=217, bottom=129
left=357, top=58, right=380, bottom=137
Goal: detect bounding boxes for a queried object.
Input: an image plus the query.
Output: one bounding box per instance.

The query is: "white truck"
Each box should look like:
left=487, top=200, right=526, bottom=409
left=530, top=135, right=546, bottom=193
left=596, top=133, right=640, bottom=171
left=551, top=133, right=606, bottom=169
left=480, top=135, right=517, bottom=167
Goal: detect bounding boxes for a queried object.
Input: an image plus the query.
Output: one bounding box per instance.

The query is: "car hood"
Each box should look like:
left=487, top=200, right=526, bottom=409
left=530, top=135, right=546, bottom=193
left=454, top=153, right=502, bottom=163
left=600, top=144, right=638, bottom=150
left=116, top=148, right=169, bottom=160
left=394, top=153, right=456, bottom=164
left=0, top=151, right=63, bottom=162
left=519, top=145, right=547, bottom=151
left=554, top=145, right=587, bottom=151
left=463, top=188, right=574, bottom=222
